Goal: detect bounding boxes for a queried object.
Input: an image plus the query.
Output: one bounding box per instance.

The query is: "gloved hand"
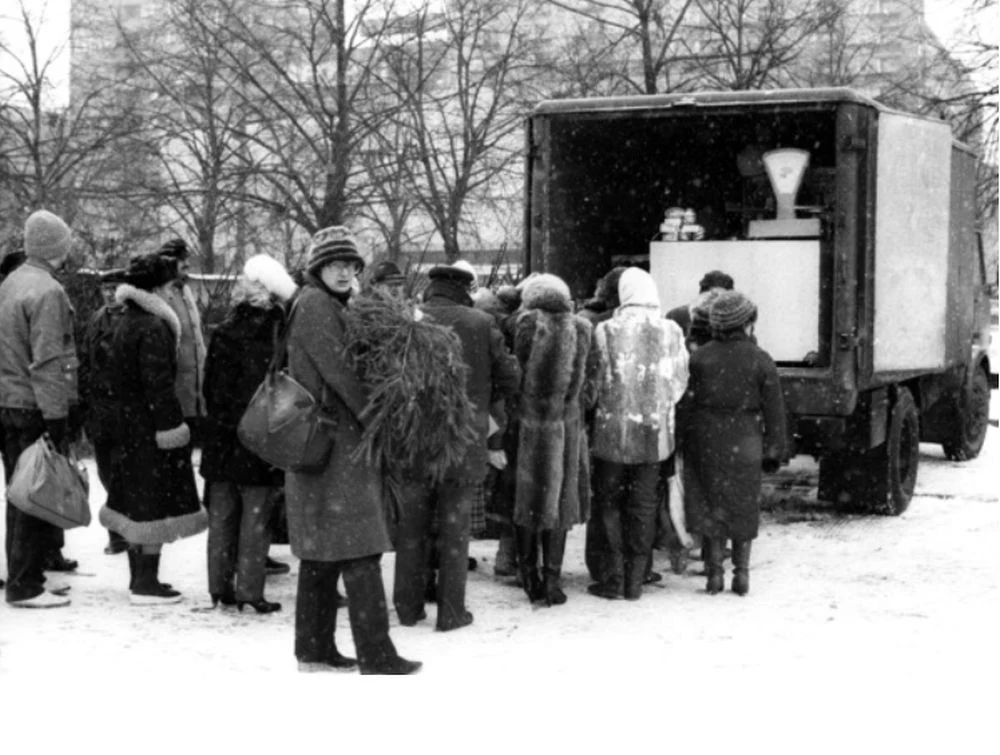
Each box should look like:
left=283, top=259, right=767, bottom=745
left=45, top=417, right=70, bottom=454
left=761, top=457, right=781, bottom=474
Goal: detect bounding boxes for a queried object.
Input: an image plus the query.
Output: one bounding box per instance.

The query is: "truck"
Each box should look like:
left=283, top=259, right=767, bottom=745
left=523, top=87, right=993, bottom=514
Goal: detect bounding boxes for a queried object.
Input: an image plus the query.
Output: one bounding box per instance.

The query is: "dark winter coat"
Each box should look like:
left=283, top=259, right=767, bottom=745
left=679, top=332, right=787, bottom=541
left=284, top=278, right=391, bottom=562
left=80, top=301, right=127, bottom=445
left=420, top=281, right=520, bottom=483
left=200, top=301, right=285, bottom=487
left=512, top=277, right=592, bottom=531
left=98, top=284, right=207, bottom=544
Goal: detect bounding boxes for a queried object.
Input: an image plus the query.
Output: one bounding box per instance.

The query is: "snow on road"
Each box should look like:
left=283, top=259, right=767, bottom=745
left=1, top=408, right=997, bottom=747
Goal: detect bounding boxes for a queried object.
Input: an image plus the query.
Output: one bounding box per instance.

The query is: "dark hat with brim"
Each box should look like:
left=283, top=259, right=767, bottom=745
left=709, top=290, right=757, bottom=331
left=428, top=264, right=475, bottom=286
left=370, top=260, right=406, bottom=285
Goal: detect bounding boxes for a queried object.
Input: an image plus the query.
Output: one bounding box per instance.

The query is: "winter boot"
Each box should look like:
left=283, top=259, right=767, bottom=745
left=127, top=547, right=138, bottom=591
left=731, top=540, right=752, bottom=596
left=514, top=525, right=543, bottom=602
left=130, top=552, right=182, bottom=605
left=540, top=529, right=568, bottom=606
left=705, top=538, right=726, bottom=595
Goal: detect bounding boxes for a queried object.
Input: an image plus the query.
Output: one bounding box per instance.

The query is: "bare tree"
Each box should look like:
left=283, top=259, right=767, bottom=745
left=542, top=0, right=696, bottom=95
left=379, top=0, right=543, bottom=262
left=0, top=0, right=136, bottom=241
left=680, top=0, right=836, bottom=90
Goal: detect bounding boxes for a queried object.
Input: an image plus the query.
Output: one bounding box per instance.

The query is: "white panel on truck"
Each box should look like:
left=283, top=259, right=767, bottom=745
left=873, top=113, right=951, bottom=372
left=650, top=240, right=820, bottom=362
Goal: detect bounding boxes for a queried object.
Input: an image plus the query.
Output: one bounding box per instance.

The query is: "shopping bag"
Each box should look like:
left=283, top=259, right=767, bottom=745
left=668, top=453, right=693, bottom=548
left=237, top=370, right=333, bottom=473
left=7, top=435, right=91, bottom=529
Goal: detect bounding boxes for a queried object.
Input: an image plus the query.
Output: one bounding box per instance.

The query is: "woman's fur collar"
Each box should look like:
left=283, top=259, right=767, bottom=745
left=115, top=283, right=181, bottom=346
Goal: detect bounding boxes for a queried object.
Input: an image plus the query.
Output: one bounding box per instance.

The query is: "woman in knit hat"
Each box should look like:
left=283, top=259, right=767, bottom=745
left=284, top=225, right=420, bottom=674
left=99, top=253, right=208, bottom=605
left=677, top=290, right=787, bottom=596
left=200, top=254, right=297, bottom=613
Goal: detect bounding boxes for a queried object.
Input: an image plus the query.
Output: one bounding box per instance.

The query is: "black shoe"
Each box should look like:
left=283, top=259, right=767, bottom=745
left=104, top=540, right=129, bottom=556
left=298, top=650, right=358, bottom=673
left=436, top=610, right=474, bottom=632
left=359, top=656, right=423, bottom=676
left=237, top=598, right=282, bottom=614
left=587, top=582, right=623, bottom=600
left=398, top=608, right=427, bottom=627
left=43, top=553, right=78, bottom=572
left=210, top=590, right=238, bottom=608
left=265, top=557, right=290, bottom=575
left=643, top=570, right=663, bottom=585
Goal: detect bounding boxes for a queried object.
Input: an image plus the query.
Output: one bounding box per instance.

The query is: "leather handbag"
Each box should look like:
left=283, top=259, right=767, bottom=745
left=8, top=434, right=91, bottom=529
left=237, top=299, right=334, bottom=473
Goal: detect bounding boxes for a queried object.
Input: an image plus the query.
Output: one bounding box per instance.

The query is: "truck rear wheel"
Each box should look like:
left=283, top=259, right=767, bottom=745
left=818, top=388, right=918, bottom=515
left=942, top=366, right=990, bottom=461
left=880, top=387, right=919, bottom=515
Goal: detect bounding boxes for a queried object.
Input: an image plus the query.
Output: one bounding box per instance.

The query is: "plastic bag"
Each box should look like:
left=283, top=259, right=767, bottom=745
left=8, top=434, right=91, bottom=529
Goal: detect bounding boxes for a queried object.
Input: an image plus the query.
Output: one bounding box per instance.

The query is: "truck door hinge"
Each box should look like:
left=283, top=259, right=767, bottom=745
left=838, top=331, right=860, bottom=350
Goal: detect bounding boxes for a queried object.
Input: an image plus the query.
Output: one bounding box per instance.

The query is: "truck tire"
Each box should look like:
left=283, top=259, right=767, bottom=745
left=942, top=366, right=990, bottom=461
left=879, top=387, right=919, bottom=515
left=818, top=388, right=919, bottom=515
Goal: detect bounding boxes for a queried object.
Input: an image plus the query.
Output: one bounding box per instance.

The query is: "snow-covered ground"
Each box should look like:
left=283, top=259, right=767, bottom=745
left=1, top=396, right=998, bottom=749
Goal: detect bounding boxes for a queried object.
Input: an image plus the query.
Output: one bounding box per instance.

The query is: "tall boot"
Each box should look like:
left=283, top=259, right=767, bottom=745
left=540, top=529, right=567, bottom=607
left=705, top=538, right=725, bottom=595
left=731, top=540, right=752, bottom=596
left=127, top=547, right=138, bottom=591
left=514, top=525, right=543, bottom=602
left=494, top=533, right=516, bottom=577
left=130, top=552, right=182, bottom=605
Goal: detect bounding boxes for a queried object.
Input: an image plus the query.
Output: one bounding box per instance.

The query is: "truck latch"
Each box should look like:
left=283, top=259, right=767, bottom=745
left=837, top=330, right=861, bottom=350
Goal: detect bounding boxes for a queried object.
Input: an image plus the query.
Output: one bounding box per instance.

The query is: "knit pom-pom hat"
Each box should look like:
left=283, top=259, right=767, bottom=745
left=307, top=225, right=366, bottom=273
left=709, top=290, right=757, bottom=332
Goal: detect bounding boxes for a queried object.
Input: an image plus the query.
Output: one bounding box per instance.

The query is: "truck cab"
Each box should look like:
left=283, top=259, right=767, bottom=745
left=525, top=87, right=992, bottom=514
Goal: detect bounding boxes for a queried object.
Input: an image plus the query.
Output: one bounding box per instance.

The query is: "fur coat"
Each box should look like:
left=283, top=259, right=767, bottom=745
left=98, top=284, right=207, bottom=544
left=589, top=268, right=689, bottom=464
left=512, top=274, right=592, bottom=531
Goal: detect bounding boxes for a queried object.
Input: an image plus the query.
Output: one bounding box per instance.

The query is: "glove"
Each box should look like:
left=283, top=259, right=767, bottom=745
left=44, top=418, right=70, bottom=454
left=761, top=457, right=781, bottom=474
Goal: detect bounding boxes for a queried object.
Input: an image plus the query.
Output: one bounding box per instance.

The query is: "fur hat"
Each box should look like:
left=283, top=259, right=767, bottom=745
left=307, top=225, right=365, bottom=273
left=157, top=238, right=191, bottom=260
left=709, top=290, right=757, bottom=331
left=690, top=288, right=725, bottom=334
left=121, top=253, right=177, bottom=291
left=699, top=270, right=734, bottom=293
left=24, top=210, right=72, bottom=264
left=617, top=267, right=660, bottom=309
left=243, top=254, right=297, bottom=302
left=495, top=285, right=521, bottom=313
left=519, top=273, right=572, bottom=313
left=370, top=260, right=405, bottom=285
left=428, top=264, right=475, bottom=287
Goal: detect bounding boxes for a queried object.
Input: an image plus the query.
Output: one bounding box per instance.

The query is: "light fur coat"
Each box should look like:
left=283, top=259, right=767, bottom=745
left=513, top=274, right=592, bottom=531
left=589, top=268, right=689, bottom=464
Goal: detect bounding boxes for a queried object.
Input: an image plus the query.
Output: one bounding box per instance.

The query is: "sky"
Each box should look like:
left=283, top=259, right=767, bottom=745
left=0, top=0, right=988, bottom=110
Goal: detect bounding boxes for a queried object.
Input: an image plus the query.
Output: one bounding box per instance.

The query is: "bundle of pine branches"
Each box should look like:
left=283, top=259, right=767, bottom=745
left=343, top=291, right=478, bottom=483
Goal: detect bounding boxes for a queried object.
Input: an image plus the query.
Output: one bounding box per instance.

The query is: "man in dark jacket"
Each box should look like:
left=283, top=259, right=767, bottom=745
left=0, top=210, right=79, bottom=608
left=392, top=264, right=520, bottom=632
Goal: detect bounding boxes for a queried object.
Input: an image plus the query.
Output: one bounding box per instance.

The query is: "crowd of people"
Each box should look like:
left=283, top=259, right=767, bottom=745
left=0, top=209, right=788, bottom=675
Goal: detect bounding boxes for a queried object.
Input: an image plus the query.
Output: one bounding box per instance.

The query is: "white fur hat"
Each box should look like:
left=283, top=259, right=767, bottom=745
left=242, top=254, right=297, bottom=302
